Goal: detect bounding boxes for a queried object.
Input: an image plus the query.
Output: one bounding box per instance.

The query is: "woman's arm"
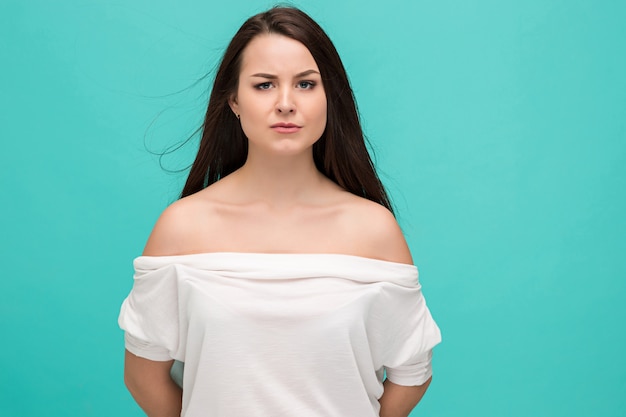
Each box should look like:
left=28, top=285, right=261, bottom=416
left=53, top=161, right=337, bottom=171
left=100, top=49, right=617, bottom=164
left=124, top=350, right=182, bottom=417
left=378, top=377, right=432, bottom=417
left=123, top=202, right=191, bottom=415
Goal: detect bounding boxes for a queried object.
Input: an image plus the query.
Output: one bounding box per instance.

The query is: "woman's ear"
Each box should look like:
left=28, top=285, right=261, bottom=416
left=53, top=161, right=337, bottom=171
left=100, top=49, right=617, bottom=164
left=228, top=95, right=240, bottom=118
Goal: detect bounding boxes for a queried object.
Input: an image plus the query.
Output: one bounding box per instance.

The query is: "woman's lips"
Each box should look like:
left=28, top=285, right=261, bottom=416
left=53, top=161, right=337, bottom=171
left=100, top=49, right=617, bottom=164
left=271, top=123, right=301, bottom=134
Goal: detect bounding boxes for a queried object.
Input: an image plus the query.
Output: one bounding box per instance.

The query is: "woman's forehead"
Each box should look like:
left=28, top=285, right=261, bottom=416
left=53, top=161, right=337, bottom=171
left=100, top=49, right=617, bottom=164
left=239, top=34, right=319, bottom=76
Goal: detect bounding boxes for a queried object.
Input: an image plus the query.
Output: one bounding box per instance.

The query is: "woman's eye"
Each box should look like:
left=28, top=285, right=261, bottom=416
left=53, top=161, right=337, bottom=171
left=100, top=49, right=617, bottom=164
left=255, top=82, right=272, bottom=90
left=297, top=81, right=315, bottom=89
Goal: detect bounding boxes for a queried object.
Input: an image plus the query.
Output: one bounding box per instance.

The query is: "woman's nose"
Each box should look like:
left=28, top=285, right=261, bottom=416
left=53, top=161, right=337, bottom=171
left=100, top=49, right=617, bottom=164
left=276, top=89, right=295, bottom=114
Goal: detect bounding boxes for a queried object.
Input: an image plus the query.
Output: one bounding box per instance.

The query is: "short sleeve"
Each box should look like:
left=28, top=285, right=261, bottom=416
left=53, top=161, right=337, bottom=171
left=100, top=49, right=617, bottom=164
left=385, top=350, right=433, bottom=386
left=118, top=263, right=182, bottom=361
left=124, top=332, right=172, bottom=361
left=382, top=282, right=441, bottom=386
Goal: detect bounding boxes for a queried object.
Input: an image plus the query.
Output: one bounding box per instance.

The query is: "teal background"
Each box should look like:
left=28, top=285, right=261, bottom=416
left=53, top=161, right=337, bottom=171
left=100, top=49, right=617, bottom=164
left=1, top=0, right=624, bottom=416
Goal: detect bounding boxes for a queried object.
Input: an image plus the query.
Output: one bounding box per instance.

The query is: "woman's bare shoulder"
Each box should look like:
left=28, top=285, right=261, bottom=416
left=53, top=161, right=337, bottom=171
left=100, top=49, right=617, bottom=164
left=142, top=190, right=220, bottom=256
left=338, top=195, right=414, bottom=265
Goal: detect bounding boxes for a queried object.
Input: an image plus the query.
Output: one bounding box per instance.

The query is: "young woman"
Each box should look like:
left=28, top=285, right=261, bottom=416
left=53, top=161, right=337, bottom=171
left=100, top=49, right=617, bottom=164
left=119, top=6, right=441, bottom=417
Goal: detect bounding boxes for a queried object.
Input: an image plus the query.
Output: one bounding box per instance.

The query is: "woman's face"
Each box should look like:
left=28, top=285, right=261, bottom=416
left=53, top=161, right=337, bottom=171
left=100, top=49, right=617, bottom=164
left=229, top=34, right=327, bottom=158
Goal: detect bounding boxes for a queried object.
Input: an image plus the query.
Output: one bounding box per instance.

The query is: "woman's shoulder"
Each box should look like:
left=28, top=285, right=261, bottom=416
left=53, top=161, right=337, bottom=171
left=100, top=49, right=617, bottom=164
left=142, top=190, right=222, bottom=256
left=336, top=194, right=414, bottom=265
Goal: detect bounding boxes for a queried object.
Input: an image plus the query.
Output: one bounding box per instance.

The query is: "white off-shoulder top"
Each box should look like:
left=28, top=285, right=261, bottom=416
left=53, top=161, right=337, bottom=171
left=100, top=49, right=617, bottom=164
left=118, top=253, right=441, bottom=417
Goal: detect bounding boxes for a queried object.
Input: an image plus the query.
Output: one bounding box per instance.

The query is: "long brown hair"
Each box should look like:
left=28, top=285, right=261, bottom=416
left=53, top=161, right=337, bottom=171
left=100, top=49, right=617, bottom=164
left=181, top=6, right=393, bottom=213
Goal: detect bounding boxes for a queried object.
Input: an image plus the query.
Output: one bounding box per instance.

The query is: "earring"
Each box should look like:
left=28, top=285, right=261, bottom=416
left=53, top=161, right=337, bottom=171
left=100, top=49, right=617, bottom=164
left=235, top=113, right=240, bottom=119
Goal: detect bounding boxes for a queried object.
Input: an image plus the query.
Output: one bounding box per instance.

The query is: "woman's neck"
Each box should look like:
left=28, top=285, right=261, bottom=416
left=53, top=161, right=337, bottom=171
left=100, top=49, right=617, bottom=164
left=230, top=152, right=330, bottom=207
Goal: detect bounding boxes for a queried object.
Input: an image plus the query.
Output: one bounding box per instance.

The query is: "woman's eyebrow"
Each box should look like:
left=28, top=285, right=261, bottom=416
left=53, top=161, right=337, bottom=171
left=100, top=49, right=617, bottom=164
left=250, top=69, right=320, bottom=79
left=295, top=69, right=320, bottom=77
